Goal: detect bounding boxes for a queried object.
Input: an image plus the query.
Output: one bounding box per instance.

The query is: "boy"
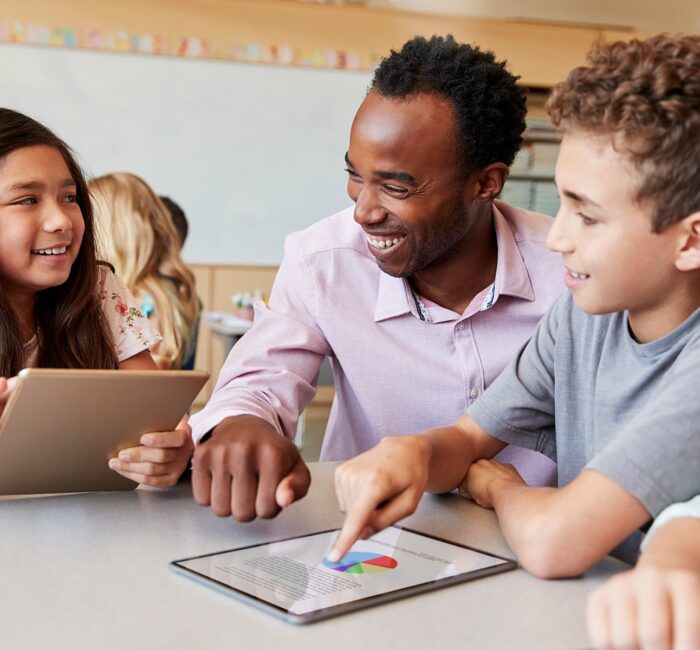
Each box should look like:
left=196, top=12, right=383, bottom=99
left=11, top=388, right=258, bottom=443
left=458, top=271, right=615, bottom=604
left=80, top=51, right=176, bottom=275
left=329, top=34, right=700, bottom=579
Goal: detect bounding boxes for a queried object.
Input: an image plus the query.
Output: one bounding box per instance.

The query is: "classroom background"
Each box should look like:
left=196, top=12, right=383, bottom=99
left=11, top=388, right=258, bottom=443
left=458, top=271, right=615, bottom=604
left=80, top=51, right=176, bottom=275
left=2, top=0, right=698, bottom=458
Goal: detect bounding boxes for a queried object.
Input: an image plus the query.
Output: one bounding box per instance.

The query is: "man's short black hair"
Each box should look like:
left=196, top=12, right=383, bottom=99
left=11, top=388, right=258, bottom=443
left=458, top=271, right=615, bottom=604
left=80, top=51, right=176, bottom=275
left=371, top=34, right=526, bottom=171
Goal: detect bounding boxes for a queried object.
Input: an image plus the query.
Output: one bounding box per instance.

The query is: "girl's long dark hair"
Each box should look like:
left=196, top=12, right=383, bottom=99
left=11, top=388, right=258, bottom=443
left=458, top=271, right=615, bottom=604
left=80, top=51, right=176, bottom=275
left=0, top=108, right=118, bottom=375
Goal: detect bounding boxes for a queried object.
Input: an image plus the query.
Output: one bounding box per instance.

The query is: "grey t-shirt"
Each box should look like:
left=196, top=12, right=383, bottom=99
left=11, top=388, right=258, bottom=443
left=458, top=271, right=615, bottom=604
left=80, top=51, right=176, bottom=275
left=468, top=292, right=700, bottom=563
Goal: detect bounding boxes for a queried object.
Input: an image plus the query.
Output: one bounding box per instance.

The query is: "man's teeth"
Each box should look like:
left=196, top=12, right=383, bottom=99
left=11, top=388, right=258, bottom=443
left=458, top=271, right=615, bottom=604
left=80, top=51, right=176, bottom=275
left=32, top=246, right=67, bottom=255
left=570, top=270, right=589, bottom=279
left=368, top=237, right=403, bottom=250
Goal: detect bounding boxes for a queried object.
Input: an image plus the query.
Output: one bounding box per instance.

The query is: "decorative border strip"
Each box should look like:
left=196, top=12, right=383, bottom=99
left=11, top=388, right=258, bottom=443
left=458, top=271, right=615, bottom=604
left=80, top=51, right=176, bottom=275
left=0, top=19, right=380, bottom=71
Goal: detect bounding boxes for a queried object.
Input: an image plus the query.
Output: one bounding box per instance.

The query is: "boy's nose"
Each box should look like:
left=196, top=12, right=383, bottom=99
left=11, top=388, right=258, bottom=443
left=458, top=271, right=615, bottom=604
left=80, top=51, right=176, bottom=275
left=545, top=213, right=574, bottom=254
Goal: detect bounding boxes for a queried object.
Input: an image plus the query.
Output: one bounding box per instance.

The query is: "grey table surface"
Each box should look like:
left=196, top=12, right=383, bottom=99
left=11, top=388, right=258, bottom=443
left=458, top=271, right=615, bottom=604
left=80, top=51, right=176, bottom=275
left=0, top=462, right=625, bottom=650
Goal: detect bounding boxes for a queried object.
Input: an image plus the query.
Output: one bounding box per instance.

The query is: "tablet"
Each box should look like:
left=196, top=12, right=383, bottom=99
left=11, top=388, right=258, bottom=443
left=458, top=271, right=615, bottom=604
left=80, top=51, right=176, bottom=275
left=0, top=368, right=208, bottom=495
left=171, top=526, right=517, bottom=624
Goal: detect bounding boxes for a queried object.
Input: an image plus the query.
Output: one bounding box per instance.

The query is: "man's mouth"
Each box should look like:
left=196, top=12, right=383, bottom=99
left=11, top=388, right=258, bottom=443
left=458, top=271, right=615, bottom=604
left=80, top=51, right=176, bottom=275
left=31, top=245, right=69, bottom=256
left=366, top=234, right=406, bottom=250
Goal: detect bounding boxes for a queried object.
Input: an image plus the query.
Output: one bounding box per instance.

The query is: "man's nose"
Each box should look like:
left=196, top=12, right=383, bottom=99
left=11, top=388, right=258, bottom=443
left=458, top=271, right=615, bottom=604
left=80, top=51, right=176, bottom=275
left=353, top=186, right=386, bottom=226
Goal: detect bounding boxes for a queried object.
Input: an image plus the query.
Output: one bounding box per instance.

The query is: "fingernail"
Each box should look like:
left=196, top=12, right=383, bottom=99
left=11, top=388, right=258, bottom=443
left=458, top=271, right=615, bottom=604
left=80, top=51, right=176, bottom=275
left=118, top=452, right=132, bottom=461
left=141, top=435, right=154, bottom=445
left=108, top=459, right=120, bottom=468
left=326, top=550, right=340, bottom=563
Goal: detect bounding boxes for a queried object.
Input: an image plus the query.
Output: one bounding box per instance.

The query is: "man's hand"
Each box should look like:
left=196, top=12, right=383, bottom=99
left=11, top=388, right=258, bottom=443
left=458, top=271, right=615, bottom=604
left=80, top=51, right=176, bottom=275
left=191, top=415, right=311, bottom=521
left=587, top=566, right=700, bottom=650
left=328, top=435, right=432, bottom=562
left=108, top=416, right=194, bottom=488
left=464, top=459, right=526, bottom=509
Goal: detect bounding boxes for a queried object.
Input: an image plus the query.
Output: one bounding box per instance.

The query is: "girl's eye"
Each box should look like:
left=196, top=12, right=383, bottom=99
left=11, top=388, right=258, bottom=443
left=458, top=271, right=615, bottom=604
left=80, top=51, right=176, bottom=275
left=63, top=194, right=78, bottom=203
left=13, top=197, right=37, bottom=205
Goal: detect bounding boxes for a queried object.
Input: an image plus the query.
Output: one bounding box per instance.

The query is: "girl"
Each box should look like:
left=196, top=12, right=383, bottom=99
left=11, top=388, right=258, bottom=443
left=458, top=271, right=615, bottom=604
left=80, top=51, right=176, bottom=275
left=0, top=107, right=192, bottom=487
left=89, top=173, right=200, bottom=370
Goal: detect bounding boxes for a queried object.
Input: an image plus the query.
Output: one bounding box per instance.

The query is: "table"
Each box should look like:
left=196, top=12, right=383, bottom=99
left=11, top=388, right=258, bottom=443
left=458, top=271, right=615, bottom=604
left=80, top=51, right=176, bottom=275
left=0, top=463, right=625, bottom=649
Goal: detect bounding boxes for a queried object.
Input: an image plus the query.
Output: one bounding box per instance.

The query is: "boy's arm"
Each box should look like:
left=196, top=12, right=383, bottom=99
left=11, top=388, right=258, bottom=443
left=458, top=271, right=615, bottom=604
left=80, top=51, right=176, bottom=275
left=587, top=514, right=700, bottom=649
left=328, top=415, right=506, bottom=562
left=465, top=462, right=650, bottom=578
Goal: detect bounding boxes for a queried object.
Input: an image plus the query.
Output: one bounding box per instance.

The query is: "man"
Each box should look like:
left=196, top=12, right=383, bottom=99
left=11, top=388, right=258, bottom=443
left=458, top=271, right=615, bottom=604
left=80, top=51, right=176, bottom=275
left=190, top=35, right=563, bottom=521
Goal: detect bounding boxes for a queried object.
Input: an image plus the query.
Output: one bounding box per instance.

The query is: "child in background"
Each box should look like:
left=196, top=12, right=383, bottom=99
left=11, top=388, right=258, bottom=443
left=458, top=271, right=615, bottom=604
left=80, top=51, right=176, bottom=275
left=587, top=496, right=700, bottom=649
left=330, top=34, right=700, bottom=575
left=159, top=195, right=188, bottom=250
left=0, top=107, right=192, bottom=487
left=90, top=173, right=200, bottom=370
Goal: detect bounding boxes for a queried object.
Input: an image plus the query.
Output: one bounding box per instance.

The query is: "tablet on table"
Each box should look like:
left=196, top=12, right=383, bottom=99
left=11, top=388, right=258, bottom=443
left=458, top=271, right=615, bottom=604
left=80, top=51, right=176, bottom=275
left=0, top=368, right=208, bottom=495
left=171, top=525, right=517, bottom=624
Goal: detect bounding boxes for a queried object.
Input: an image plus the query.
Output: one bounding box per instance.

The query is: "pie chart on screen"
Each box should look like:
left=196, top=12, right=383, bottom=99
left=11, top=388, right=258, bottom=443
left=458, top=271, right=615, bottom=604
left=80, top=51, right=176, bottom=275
left=323, top=552, right=398, bottom=574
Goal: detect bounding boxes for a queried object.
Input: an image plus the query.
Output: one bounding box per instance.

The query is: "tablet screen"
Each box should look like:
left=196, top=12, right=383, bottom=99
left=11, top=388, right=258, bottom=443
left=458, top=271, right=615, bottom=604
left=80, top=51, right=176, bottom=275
left=173, top=526, right=515, bottom=622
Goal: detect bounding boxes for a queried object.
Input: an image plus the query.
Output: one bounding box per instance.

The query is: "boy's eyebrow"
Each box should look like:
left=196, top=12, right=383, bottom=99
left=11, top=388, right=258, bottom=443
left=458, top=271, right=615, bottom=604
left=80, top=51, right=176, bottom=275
left=562, top=189, right=601, bottom=208
left=344, top=152, right=417, bottom=186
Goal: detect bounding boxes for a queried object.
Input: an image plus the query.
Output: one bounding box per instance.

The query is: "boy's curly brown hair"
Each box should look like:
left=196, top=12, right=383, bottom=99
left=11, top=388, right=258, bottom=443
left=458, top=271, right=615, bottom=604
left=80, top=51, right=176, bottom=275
left=547, top=34, right=700, bottom=232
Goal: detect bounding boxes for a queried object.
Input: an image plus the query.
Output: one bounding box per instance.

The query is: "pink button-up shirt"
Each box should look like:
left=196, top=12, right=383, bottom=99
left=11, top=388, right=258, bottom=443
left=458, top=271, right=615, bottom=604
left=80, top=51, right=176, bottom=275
left=191, top=201, right=564, bottom=486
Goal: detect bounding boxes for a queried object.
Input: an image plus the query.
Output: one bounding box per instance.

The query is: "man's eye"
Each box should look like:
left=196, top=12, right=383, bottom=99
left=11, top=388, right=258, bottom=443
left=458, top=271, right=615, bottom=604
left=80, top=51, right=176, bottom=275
left=384, top=185, right=409, bottom=197
left=345, top=167, right=360, bottom=178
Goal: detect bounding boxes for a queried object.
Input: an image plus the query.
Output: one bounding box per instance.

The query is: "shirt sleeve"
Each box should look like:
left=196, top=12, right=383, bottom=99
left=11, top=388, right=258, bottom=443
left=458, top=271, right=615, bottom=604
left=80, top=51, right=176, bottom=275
left=189, top=235, right=333, bottom=444
left=641, top=495, right=700, bottom=550
left=466, top=292, right=565, bottom=461
left=98, top=268, right=163, bottom=362
left=587, top=341, right=700, bottom=517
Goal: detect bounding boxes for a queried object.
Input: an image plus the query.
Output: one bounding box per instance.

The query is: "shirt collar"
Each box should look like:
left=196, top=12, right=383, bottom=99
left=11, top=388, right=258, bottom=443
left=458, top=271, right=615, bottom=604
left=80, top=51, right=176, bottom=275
left=373, top=202, right=536, bottom=323
left=491, top=201, right=536, bottom=302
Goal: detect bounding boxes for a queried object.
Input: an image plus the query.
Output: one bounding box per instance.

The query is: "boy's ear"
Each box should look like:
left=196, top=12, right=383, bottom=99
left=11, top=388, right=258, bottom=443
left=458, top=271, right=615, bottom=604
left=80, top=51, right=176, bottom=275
left=676, top=212, right=700, bottom=272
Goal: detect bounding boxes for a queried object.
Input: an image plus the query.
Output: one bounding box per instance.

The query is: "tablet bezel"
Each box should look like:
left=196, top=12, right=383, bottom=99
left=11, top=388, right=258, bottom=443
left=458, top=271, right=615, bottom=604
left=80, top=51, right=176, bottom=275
left=0, top=368, right=208, bottom=495
left=170, top=526, right=518, bottom=624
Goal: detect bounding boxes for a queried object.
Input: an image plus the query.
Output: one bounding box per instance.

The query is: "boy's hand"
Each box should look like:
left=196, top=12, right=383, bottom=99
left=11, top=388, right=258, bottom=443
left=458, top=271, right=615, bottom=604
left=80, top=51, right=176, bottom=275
left=0, top=377, right=17, bottom=417
left=463, top=459, right=526, bottom=509
left=587, top=565, right=700, bottom=650
left=328, top=435, right=432, bottom=563
left=108, top=417, right=194, bottom=488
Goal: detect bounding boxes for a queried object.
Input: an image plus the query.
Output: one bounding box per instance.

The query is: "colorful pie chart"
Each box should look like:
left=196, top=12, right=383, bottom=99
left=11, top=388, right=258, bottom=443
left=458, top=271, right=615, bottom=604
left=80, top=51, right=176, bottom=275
left=323, top=552, right=398, bottom=574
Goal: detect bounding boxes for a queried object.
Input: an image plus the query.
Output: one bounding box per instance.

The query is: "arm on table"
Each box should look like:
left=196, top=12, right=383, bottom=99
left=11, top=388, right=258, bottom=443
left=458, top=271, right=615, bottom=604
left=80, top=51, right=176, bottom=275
left=107, top=350, right=193, bottom=487
left=587, top=515, right=700, bottom=650
left=329, top=414, right=506, bottom=561
left=189, top=247, right=330, bottom=520
left=465, top=462, right=650, bottom=578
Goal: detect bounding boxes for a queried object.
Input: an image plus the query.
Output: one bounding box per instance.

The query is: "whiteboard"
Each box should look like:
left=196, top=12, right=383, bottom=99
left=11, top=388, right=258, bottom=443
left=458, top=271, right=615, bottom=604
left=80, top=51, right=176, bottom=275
left=0, top=43, right=372, bottom=264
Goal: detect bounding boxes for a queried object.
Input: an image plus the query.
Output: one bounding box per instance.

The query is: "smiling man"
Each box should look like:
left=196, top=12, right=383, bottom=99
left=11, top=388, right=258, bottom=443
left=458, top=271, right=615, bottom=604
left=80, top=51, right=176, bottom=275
left=189, top=35, right=564, bottom=521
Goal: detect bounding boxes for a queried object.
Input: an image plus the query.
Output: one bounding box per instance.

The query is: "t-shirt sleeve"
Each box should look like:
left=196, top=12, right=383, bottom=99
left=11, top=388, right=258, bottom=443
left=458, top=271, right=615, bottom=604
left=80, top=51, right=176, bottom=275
left=641, top=495, right=700, bottom=550
left=587, top=340, right=700, bottom=517
left=98, top=269, right=163, bottom=362
left=467, top=292, right=566, bottom=461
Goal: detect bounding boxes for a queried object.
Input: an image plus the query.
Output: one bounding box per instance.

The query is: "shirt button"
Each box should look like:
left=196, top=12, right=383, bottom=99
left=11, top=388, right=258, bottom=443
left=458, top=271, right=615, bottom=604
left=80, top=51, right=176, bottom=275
left=468, top=388, right=481, bottom=399
left=456, top=322, right=465, bottom=331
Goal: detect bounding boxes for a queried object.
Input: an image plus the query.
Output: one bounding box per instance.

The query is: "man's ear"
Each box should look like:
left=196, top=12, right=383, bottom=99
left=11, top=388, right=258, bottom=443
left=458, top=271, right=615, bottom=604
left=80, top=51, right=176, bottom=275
left=472, top=163, right=509, bottom=201
left=676, top=212, right=700, bottom=272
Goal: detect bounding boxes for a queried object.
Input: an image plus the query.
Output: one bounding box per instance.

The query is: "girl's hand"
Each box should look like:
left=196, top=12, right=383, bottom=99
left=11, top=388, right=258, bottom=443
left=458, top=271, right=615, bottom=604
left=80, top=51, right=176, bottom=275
left=587, top=565, right=700, bottom=650
left=464, top=459, right=526, bottom=509
left=108, top=416, right=194, bottom=488
left=0, top=377, right=17, bottom=418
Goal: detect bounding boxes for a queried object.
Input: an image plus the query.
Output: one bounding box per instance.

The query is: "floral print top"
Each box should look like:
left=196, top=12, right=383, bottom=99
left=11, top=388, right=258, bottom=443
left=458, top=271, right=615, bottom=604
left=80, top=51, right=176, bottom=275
left=22, top=268, right=162, bottom=367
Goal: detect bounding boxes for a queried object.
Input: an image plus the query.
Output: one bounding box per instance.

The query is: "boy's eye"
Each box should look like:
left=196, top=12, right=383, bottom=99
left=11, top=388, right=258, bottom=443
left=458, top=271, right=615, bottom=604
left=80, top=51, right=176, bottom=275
left=577, top=212, right=597, bottom=226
